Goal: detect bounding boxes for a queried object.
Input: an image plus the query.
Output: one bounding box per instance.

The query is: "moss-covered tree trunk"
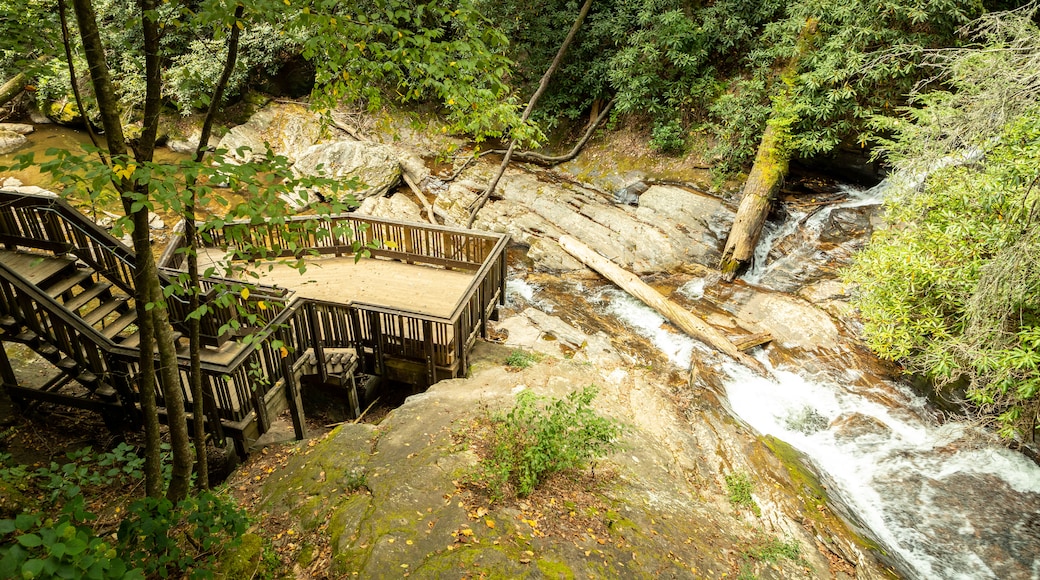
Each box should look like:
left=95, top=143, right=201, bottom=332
left=718, top=121, right=791, bottom=280
left=718, top=20, right=816, bottom=281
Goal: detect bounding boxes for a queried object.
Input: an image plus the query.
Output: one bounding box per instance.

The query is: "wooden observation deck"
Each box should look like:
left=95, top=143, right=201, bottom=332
left=0, top=189, right=508, bottom=456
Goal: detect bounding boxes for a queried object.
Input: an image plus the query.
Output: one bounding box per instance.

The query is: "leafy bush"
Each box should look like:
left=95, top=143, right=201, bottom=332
left=476, top=386, right=622, bottom=499
left=724, top=472, right=760, bottom=515
left=0, top=445, right=249, bottom=579
left=649, top=119, right=686, bottom=154
left=504, top=349, right=539, bottom=370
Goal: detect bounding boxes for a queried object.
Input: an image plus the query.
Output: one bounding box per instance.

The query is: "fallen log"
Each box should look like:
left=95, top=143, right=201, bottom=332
left=558, top=235, right=768, bottom=374
left=0, top=71, right=28, bottom=108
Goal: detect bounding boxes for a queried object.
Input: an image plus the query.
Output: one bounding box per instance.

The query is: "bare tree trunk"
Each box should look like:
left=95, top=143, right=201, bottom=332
left=483, top=96, right=615, bottom=167
left=186, top=3, right=245, bottom=490
left=70, top=0, right=167, bottom=499
left=558, top=236, right=767, bottom=373
left=466, top=0, right=594, bottom=227
left=718, top=20, right=817, bottom=281
left=57, top=0, right=104, bottom=160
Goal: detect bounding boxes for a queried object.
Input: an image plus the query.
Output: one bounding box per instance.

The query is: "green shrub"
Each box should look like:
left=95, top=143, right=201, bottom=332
left=724, top=472, right=760, bottom=516
left=476, top=386, right=622, bottom=499
left=0, top=445, right=249, bottom=580
left=504, top=349, right=539, bottom=370
left=649, top=119, right=687, bottom=154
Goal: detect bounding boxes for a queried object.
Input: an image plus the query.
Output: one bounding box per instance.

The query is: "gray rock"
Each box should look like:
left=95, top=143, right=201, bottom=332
left=614, top=180, right=648, bottom=205
left=292, top=141, right=402, bottom=201
left=0, top=130, right=27, bottom=155
left=393, top=148, right=431, bottom=185
left=355, top=193, right=423, bottom=223
left=468, top=169, right=732, bottom=273
left=0, top=123, right=34, bottom=135
left=216, top=103, right=321, bottom=164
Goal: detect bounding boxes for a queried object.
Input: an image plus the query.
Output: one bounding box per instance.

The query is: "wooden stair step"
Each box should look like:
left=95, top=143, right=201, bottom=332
left=14, top=330, right=37, bottom=343
left=82, top=297, right=128, bottom=326
left=101, top=309, right=138, bottom=339
left=0, top=316, right=17, bottom=328
left=44, top=269, right=94, bottom=298
left=36, top=343, right=58, bottom=356
left=76, top=370, right=98, bottom=385
left=121, top=330, right=183, bottom=349
left=94, top=384, right=118, bottom=402
left=56, top=357, right=79, bottom=371
left=63, top=282, right=113, bottom=312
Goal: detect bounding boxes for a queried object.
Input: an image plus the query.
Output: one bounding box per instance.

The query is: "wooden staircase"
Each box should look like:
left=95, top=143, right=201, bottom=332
left=0, top=189, right=293, bottom=446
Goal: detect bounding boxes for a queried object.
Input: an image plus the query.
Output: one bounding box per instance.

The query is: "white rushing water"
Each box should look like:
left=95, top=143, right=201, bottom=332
left=742, top=182, right=886, bottom=288
left=592, top=289, right=1040, bottom=579
left=722, top=360, right=1040, bottom=579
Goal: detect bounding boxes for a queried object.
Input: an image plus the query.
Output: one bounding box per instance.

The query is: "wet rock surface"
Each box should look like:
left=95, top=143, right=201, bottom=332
left=252, top=320, right=883, bottom=578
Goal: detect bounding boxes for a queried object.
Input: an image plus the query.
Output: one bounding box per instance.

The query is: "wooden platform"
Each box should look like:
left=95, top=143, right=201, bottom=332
left=199, top=249, right=475, bottom=318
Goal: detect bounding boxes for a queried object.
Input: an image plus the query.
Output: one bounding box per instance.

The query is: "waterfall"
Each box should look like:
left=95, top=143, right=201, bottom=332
left=590, top=273, right=1040, bottom=580
left=741, top=182, right=886, bottom=290
left=723, top=359, right=1040, bottom=579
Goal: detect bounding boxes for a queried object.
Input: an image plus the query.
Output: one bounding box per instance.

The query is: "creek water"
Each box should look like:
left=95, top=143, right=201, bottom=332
left=508, top=178, right=1040, bottom=578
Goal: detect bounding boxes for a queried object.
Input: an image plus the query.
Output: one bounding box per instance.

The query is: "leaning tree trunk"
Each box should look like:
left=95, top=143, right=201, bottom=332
left=70, top=0, right=167, bottom=498
left=718, top=19, right=817, bottom=281
left=0, top=72, right=28, bottom=108
left=717, top=121, right=791, bottom=280
left=185, top=3, right=245, bottom=491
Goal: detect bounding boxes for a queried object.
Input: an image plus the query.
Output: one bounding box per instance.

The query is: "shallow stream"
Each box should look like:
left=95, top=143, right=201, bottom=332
left=508, top=179, right=1040, bottom=579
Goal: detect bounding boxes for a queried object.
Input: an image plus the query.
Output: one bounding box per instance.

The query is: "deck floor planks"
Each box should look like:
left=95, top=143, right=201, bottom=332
left=0, top=250, right=75, bottom=285
left=197, top=248, right=476, bottom=318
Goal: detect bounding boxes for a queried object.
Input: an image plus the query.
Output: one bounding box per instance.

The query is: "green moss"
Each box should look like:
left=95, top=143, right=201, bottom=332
left=762, top=436, right=880, bottom=552
left=216, top=532, right=266, bottom=579
left=297, top=543, right=317, bottom=568
left=536, top=557, right=575, bottom=579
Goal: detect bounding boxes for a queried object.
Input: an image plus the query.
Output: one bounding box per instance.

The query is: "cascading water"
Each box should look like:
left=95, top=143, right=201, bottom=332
left=593, top=289, right=1040, bottom=579
left=742, top=182, right=886, bottom=291
left=724, top=360, right=1040, bottom=579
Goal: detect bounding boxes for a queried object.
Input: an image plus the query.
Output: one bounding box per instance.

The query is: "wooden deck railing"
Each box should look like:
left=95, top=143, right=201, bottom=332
left=164, top=213, right=502, bottom=271
left=160, top=211, right=510, bottom=384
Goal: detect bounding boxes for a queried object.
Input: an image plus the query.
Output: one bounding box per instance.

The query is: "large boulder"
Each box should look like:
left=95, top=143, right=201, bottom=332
left=0, top=129, right=26, bottom=154
left=292, top=140, right=402, bottom=202
left=355, top=192, right=423, bottom=222
left=216, top=103, right=321, bottom=164
left=455, top=167, right=733, bottom=273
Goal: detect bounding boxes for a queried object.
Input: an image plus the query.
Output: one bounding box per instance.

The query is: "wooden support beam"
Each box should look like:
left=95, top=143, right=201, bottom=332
left=557, top=236, right=767, bottom=374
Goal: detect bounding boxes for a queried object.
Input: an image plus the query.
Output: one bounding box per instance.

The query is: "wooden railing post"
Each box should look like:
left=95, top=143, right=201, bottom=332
left=280, top=354, right=307, bottom=441
left=306, top=301, right=327, bottom=384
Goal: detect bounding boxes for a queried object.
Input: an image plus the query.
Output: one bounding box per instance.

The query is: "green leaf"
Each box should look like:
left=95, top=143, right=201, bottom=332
left=16, top=534, right=42, bottom=548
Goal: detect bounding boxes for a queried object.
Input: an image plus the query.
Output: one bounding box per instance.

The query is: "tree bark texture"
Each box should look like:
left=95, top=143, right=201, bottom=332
left=70, top=0, right=167, bottom=499
left=718, top=19, right=817, bottom=281
left=718, top=122, right=790, bottom=280
left=466, top=0, right=594, bottom=227
left=0, top=72, right=27, bottom=108
left=187, top=3, right=245, bottom=490
left=558, top=236, right=767, bottom=374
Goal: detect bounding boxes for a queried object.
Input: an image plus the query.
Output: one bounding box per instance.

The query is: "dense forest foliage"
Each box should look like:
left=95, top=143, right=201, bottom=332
left=2, top=0, right=1039, bottom=450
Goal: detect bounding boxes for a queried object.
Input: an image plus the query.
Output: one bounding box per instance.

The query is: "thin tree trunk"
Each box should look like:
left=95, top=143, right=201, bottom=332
left=70, top=0, right=165, bottom=499
left=186, top=4, right=245, bottom=490
left=558, top=235, right=767, bottom=374
left=482, top=96, right=615, bottom=167
left=466, top=0, right=594, bottom=227
left=133, top=0, right=192, bottom=503
left=718, top=20, right=817, bottom=281
left=57, top=0, right=104, bottom=160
